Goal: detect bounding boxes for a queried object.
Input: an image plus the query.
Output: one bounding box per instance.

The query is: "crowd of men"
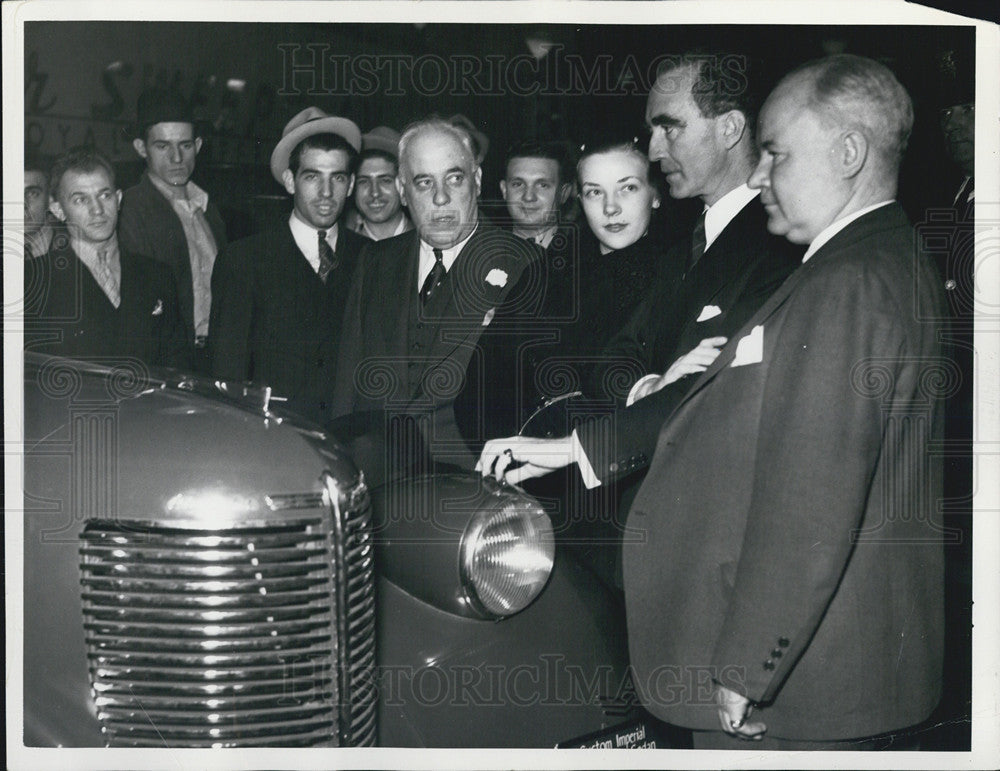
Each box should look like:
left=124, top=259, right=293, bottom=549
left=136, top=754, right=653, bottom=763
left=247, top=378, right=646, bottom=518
left=22, top=48, right=975, bottom=751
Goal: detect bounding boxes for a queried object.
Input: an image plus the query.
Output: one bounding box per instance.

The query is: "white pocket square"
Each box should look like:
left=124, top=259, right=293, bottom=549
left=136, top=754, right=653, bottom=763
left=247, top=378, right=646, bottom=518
left=730, top=325, right=764, bottom=367
left=152, top=299, right=164, bottom=316
left=696, top=304, right=722, bottom=322
left=482, top=307, right=496, bottom=327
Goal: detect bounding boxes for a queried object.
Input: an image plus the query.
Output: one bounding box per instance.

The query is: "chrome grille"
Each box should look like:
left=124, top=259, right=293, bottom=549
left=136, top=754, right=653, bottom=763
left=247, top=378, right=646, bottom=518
left=79, top=476, right=375, bottom=748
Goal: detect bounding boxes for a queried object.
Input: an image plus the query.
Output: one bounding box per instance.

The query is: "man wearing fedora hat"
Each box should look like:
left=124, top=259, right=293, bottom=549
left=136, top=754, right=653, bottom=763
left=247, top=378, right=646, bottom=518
left=349, top=126, right=413, bottom=241
left=208, top=107, right=371, bottom=425
left=119, top=88, right=228, bottom=372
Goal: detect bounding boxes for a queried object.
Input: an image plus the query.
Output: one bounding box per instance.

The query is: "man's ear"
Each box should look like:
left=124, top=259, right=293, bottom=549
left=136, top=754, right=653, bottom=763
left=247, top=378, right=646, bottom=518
left=49, top=199, right=66, bottom=222
left=558, top=182, right=572, bottom=205
left=115, top=189, right=123, bottom=208
left=499, top=180, right=508, bottom=200
left=281, top=168, right=296, bottom=196
left=346, top=173, right=355, bottom=198
left=132, top=138, right=148, bottom=160
left=396, top=177, right=408, bottom=207
left=718, top=110, right=748, bottom=150
left=194, top=137, right=203, bottom=155
left=839, top=130, right=868, bottom=179
left=474, top=166, right=483, bottom=197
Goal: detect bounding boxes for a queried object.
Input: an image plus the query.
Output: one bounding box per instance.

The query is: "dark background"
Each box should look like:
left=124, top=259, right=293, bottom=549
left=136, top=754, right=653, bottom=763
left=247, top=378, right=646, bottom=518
left=23, top=18, right=978, bottom=751
left=25, top=21, right=975, bottom=239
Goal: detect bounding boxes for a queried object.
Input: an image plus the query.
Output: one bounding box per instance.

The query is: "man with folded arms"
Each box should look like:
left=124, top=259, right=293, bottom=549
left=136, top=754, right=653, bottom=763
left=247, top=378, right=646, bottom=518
left=482, top=54, right=946, bottom=751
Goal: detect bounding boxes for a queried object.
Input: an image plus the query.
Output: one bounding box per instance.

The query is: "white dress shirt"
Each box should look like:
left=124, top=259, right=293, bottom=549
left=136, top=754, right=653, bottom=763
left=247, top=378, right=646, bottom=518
left=417, top=225, right=478, bottom=292
left=75, top=235, right=122, bottom=308
left=623, top=184, right=762, bottom=408
left=289, top=212, right=338, bottom=274
left=802, top=200, right=894, bottom=263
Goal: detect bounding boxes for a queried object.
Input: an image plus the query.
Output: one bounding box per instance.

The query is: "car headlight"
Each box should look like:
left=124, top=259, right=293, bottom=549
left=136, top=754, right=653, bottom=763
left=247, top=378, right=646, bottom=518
left=371, top=472, right=556, bottom=620
left=460, top=490, right=555, bottom=617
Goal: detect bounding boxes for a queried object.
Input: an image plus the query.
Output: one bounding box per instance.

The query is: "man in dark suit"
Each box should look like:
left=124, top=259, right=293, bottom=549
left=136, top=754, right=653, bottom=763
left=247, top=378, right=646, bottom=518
left=25, top=146, right=189, bottom=371
left=332, top=117, right=540, bottom=483
left=209, top=107, right=370, bottom=425
left=487, top=53, right=947, bottom=750
left=501, top=54, right=802, bottom=510
left=119, top=89, right=228, bottom=371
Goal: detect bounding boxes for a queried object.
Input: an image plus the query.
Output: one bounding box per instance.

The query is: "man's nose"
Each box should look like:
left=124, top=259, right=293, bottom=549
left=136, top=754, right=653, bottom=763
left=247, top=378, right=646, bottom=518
left=523, top=186, right=537, bottom=203
left=319, top=177, right=334, bottom=198
left=747, top=156, right=770, bottom=190
left=432, top=184, right=450, bottom=206
left=168, top=144, right=182, bottom=164
left=648, top=130, right=666, bottom=161
left=88, top=197, right=105, bottom=216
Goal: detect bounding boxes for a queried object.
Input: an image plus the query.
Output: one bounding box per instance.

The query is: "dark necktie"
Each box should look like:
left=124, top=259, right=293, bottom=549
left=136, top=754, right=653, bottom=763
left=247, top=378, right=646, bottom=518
left=317, top=230, right=337, bottom=283
left=420, top=247, right=446, bottom=306
left=689, top=210, right=707, bottom=270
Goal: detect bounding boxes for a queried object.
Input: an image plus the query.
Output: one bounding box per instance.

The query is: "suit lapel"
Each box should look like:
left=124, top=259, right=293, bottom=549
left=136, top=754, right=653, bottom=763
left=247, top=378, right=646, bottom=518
left=419, top=228, right=515, bottom=374
left=669, top=203, right=908, bottom=416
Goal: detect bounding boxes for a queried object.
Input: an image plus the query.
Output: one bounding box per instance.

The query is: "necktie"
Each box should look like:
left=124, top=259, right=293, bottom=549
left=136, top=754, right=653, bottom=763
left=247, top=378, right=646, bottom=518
left=689, top=211, right=707, bottom=270
left=420, top=248, right=447, bottom=306
left=317, top=230, right=337, bottom=283
left=96, top=248, right=121, bottom=308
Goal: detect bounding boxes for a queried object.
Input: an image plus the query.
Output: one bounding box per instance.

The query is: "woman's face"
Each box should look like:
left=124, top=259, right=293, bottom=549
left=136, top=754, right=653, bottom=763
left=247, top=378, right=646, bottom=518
left=578, top=149, right=659, bottom=254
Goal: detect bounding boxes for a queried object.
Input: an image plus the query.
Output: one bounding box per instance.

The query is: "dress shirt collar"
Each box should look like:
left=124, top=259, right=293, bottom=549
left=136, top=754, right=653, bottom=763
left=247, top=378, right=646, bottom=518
left=519, top=224, right=558, bottom=249
left=289, top=212, right=338, bottom=273
left=148, top=172, right=209, bottom=211
left=703, top=184, right=759, bottom=251
left=417, top=224, right=478, bottom=290
left=74, top=234, right=120, bottom=271
left=802, top=200, right=894, bottom=263
left=361, top=214, right=409, bottom=241
left=954, top=176, right=974, bottom=207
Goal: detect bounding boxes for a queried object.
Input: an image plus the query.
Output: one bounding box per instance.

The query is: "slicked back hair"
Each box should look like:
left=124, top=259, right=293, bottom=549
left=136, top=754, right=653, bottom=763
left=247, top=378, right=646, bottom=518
left=49, top=146, right=116, bottom=199
left=288, top=133, right=359, bottom=176
left=504, top=140, right=574, bottom=186
left=656, top=52, right=760, bottom=136
left=397, top=117, right=477, bottom=180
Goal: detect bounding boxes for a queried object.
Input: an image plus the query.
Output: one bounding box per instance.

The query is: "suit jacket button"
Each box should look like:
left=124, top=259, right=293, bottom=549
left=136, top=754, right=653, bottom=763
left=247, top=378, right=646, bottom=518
left=763, top=660, right=775, bottom=671
left=945, top=279, right=957, bottom=291
left=778, top=637, right=790, bottom=647
left=771, top=649, right=782, bottom=658
left=609, top=462, right=619, bottom=473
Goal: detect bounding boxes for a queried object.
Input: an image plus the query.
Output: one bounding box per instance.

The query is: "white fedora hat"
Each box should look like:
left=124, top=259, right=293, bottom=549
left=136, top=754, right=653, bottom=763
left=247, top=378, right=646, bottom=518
left=270, top=106, right=361, bottom=184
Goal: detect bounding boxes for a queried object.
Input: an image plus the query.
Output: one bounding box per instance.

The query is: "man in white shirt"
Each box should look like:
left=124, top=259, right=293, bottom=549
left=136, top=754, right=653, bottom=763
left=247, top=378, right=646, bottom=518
left=119, top=89, right=228, bottom=371
left=209, top=107, right=370, bottom=425
left=332, top=117, right=540, bottom=482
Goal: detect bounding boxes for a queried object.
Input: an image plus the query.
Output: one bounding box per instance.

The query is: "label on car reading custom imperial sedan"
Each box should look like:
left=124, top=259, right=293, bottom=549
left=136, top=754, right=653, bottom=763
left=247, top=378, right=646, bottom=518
left=556, top=719, right=657, bottom=749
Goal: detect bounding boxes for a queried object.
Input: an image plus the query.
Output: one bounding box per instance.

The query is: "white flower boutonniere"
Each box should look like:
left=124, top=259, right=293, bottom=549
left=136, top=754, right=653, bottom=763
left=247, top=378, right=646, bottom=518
left=485, top=268, right=508, bottom=288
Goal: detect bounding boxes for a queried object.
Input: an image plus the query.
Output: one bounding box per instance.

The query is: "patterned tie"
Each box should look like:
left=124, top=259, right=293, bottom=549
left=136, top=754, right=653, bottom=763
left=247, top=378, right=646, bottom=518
left=96, top=248, right=121, bottom=308
left=317, top=229, right=337, bottom=283
left=689, top=210, right=707, bottom=270
left=420, top=247, right=447, bottom=306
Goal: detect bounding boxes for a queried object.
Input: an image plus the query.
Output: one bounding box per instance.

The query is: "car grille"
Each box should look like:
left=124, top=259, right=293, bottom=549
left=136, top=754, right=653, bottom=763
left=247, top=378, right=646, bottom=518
left=78, top=475, right=375, bottom=748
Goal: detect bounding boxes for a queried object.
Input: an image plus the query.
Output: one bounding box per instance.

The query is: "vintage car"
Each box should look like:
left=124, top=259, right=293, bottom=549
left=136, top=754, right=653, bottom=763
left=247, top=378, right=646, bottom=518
left=21, top=352, right=645, bottom=749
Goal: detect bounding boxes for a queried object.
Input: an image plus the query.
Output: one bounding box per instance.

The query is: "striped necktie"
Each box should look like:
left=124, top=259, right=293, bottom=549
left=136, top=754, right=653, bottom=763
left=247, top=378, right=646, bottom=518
left=317, top=230, right=337, bottom=283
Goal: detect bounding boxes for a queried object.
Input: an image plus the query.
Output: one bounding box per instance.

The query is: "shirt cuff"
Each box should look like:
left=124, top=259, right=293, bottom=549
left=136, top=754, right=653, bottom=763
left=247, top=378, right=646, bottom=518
left=626, top=373, right=660, bottom=407
left=570, top=429, right=602, bottom=489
